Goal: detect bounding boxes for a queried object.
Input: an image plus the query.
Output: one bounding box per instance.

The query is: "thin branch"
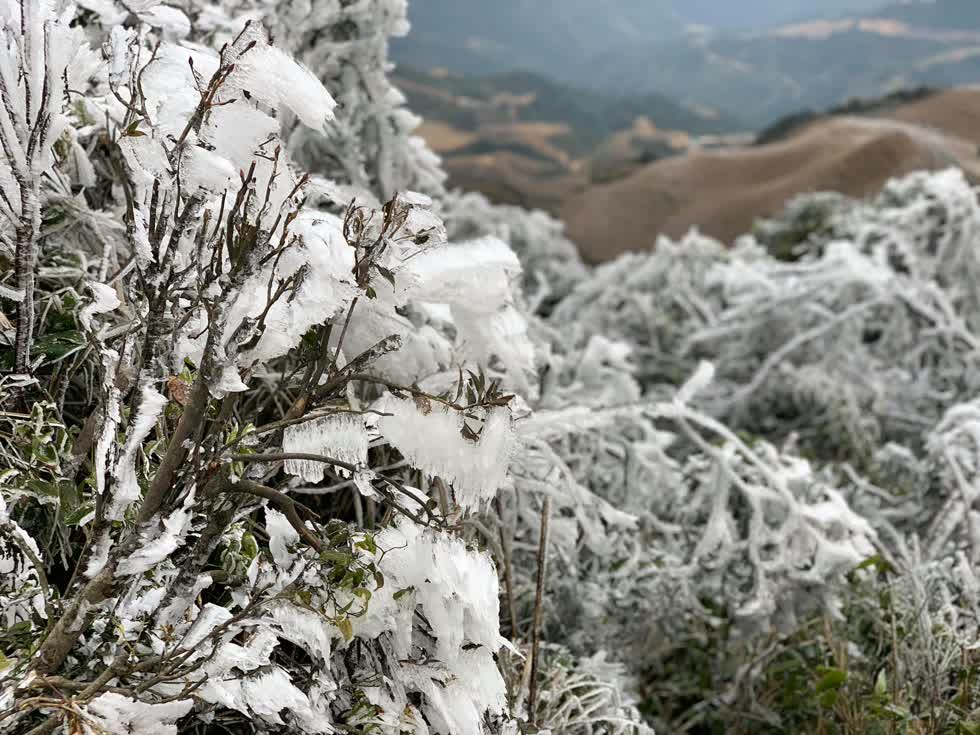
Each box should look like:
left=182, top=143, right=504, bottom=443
left=528, top=496, right=551, bottom=726
left=222, top=477, right=322, bottom=551
left=228, top=451, right=357, bottom=474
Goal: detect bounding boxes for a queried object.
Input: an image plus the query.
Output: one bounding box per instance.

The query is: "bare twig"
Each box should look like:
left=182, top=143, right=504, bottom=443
left=528, top=496, right=551, bottom=725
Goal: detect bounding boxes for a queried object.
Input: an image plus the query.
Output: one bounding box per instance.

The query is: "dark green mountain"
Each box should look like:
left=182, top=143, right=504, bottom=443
left=395, top=67, right=742, bottom=155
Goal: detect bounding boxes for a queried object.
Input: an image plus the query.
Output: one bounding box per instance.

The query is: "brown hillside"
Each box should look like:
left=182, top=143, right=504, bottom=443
left=443, top=152, right=585, bottom=212
left=889, top=87, right=980, bottom=146
left=562, top=99, right=980, bottom=262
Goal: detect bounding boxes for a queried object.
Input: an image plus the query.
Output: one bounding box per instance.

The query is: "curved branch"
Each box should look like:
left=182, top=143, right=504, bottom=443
left=229, top=451, right=357, bottom=474
left=222, top=477, right=322, bottom=551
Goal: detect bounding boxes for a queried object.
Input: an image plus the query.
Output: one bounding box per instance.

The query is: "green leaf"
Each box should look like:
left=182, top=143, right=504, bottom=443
left=375, top=265, right=396, bottom=287
left=393, top=586, right=414, bottom=602
left=33, top=330, right=85, bottom=361
left=874, top=668, right=888, bottom=697
left=64, top=502, right=95, bottom=527
left=25, top=478, right=60, bottom=498
left=818, top=689, right=839, bottom=709
left=337, top=617, right=353, bottom=641
left=241, top=532, right=258, bottom=560
left=855, top=554, right=892, bottom=575
left=123, top=120, right=145, bottom=137
left=815, top=668, right=847, bottom=693
left=355, top=534, right=377, bottom=555
left=320, top=550, right=351, bottom=565
left=294, top=589, right=313, bottom=606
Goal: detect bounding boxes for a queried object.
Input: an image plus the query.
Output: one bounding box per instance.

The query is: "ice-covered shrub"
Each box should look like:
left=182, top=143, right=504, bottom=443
left=0, top=2, right=526, bottom=732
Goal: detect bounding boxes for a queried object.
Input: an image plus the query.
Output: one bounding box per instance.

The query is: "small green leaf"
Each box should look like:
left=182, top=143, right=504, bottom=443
left=337, top=617, right=353, bottom=641
left=375, top=265, right=396, bottom=287
left=393, top=586, right=415, bottom=602
left=241, top=532, right=258, bottom=560
left=816, top=668, right=847, bottom=693
left=123, top=120, right=145, bottom=137
left=64, top=503, right=95, bottom=526
left=819, top=689, right=839, bottom=709
left=355, top=533, right=377, bottom=555
left=295, top=589, right=313, bottom=606
left=874, top=668, right=888, bottom=697
left=320, top=550, right=351, bottom=565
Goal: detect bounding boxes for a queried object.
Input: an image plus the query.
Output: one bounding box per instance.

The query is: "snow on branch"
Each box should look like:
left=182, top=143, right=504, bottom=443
left=378, top=394, right=516, bottom=511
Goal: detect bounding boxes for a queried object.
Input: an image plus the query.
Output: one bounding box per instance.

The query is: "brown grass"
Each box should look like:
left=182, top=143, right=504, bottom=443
left=416, top=121, right=478, bottom=154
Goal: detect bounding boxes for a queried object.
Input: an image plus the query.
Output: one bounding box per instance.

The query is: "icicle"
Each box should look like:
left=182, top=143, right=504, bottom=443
left=377, top=395, right=516, bottom=510
left=675, top=361, right=716, bottom=406
left=230, top=41, right=336, bottom=131
left=397, top=236, right=521, bottom=311
left=180, top=145, right=236, bottom=194
left=283, top=413, right=369, bottom=481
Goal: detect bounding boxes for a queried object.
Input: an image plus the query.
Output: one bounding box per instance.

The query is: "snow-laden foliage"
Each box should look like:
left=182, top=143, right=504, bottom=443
left=502, top=166, right=980, bottom=730
left=439, top=191, right=589, bottom=313
left=0, top=1, right=526, bottom=732
left=274, top=0, right=447, bottom=200
left=378, top=395, right=516, bottom=511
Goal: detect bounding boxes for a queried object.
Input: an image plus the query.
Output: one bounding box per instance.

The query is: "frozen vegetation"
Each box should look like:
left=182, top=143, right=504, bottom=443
left=2, top=0, right=980, bottom=733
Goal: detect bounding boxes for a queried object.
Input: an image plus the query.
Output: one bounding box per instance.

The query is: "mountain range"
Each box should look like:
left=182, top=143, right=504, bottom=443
left=396, top=0, right=980, bottom=264
left=394, top=1, right=885, bottom=79
left=395, top=0, right=980, bottom=128
left=396, top=65, right=748, bottom=213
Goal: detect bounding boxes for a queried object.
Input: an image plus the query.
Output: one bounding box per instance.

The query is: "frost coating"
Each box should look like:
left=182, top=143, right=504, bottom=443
left=283, top=413, right=369, bottom=481
left=117, top=489, right=196, bottom=576
left=81, top=693, right=193, bottom=735
left=78, top=282, right=121, bottom=331
left=378, top=395, right=516, bottom=510
left=110, top=385, right=169, bottom=520
left=358, top=520, right=509, bottom=735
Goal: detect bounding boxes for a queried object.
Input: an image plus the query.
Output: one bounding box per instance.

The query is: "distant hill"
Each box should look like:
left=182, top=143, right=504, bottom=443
left=559, top=88, right=980, bottom=262
left=392, top=0, right=883, bottom=80
left=398, top=67, right=745, bottom=212
left=396, top=67, right=741, bottom=156
left=876, top=0, right=980, bottom=28
left=754, top=87, right=939, bottom=145
left=582, top=18, right=980, bottom=128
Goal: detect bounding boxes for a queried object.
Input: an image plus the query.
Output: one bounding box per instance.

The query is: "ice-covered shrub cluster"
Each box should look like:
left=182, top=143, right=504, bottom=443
left=0, top=0, right=526, bottom=732
left=503, top=167, right=980, bottom=730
